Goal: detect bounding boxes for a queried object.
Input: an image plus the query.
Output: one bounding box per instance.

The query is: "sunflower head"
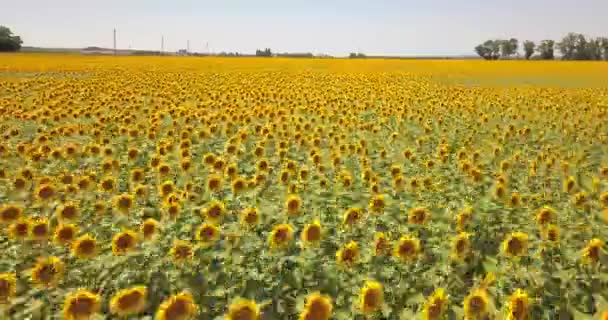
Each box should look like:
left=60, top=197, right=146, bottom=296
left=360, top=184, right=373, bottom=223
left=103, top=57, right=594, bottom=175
left=368, top=194, right=385, bottom=213
left=196, top=223, right=221, bottom=246
left=286, top=194, right=303, bottom=216
left=70, top=233, right=98, bottom=259
left=336, top=241, right=360, bottom=266
left=451, top=232, right=472, bottom=262
left=205, top=200, right=225, bottom=223
left=582, top=238, right=604, bottom=264
left=502, top=232, right=529, bottom=258
left=31, top=256, right=64, bottom=288
left=53, top=224, right=78, bottom=245
left=241, top=208, right=260, bottom=227
left=374, top=232, right=392, bottom=256
left=170, top=240, right=195, bottom=264
left=156, top=291, right=198, bottom=320
left=394, top=236, right=421, bottom=262
left=0, top=204, right=23, bottom=224
left=506, top=289, right=529, bottom=320
left=422, top=288, right=449, bottom=320
left=226, top=298, right=260, bottom=320
left=114, top=193, right=135, bottom=214
left=0, top=273, right=17, bottom=304
left=343, top=207, right=363, bottom=226
left=300, top=292, right=332, bottom=320
left=269, top=224, right=294, bottom=249
left=8, top=218, right=30, bottom=240
left=63, top=289, right=101, bottom=320
left=110, top=286, right=147, bottom=317
left=359, top=280, right=383, bottom=314
left=141, top=218, right=160, bottom=240
left=29, top=218, right=50, bottom=241
left=408, top=207, right=430, bottom=225
left=536, top=206, right=555, bottom=226
left=464, top=288, right=490, bottom=319
left=301, top=220, right=322, bottom=245
left=207, top=175, right=222, bottom=192
left=112, top=230, right=139, bottom=255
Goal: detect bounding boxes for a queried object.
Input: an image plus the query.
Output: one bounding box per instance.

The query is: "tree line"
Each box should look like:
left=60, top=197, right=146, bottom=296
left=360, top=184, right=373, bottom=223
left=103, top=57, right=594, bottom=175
left=475, top=33, right=608, bottom=60
left=0, top=26, right=23, bottom=52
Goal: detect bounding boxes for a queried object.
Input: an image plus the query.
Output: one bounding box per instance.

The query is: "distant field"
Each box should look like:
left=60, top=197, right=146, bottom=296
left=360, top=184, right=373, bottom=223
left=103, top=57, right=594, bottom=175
left=1, top=54, right=607, bottom=319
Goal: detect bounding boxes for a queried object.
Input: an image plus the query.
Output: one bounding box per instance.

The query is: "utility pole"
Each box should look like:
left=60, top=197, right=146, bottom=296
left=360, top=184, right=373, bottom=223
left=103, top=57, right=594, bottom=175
left=113, top=29, right=117, bottom=56
left=161, top=35, right=164, bottom=55
left=187, top=40, right=190, bottom=54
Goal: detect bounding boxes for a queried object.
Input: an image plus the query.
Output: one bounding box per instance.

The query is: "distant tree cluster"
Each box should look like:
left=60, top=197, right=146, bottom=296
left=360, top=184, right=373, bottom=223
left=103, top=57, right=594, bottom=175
left=349, top=53, right=367, bottom=59
left=476, top=33, right=608, bottom=60
left=255, top=48, right=273, bottom=57
left=0, top=26, right=23, bottom=52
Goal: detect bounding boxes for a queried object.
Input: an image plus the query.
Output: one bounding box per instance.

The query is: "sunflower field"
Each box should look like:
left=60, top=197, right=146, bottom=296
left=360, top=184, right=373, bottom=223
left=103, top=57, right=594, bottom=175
left=1, top=54, right=608, bottom=320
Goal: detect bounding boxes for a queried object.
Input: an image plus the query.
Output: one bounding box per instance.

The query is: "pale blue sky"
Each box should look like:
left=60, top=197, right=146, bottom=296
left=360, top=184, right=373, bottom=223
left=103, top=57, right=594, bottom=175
left=1, top=0, right=607, bottom=56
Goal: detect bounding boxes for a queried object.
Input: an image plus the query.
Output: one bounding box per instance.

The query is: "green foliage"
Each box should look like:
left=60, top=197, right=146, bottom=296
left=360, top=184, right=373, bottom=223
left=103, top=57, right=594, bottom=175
left=523, top=41, right=536, bottom=60
left=0, top=25, right=23, bottom=52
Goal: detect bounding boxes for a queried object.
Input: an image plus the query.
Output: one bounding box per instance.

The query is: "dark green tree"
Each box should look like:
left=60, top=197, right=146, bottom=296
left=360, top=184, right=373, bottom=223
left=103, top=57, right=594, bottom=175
left=0, top=26, right=23, bottom=52
left=523, top=41, right=535, bottom=59
left=538, top=40, right=555, bottom=60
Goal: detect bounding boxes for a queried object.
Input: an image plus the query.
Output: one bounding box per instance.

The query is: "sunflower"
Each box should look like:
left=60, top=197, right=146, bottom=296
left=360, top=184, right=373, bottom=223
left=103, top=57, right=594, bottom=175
left=110, top=286, right=147, bottom=316
left=196, top=223, right=221, bottom=246
left=134, top=184, right=147, bottom=198
left=231, top=177, right=247, bottom=195
left=112, top=230, right=139, bottom=255
left=164, top=201, right=182, bottom=220
left=509, top=192, right=522, bottom=207
left=422, top=288, right=449, bottom=320
left=464, top=288, right=490, bottom=320
left=269, top=224, right=294, bottom=249
left=369, top=194, right=385, bottom=213
left=156, top=291, right=198, bottom=320
left=205, top=175, right=222, bottom=193
left=574, top=191, right=587, bottom=207
left=502, top=232, right=529, bottom=258
left=301, top=220, right=322, bottom=245
left=544, top=225, right=560, bottom=243
left=53, top=224, right=78, bottom=245
left=343, top=207, right=363, bottom=226
left=225, top=298, right=260, bottom=320
left=456, top=206, right=473, bottom=231
left=563, top=176, right=576, bottom=193
left=130, top=168, right=145, bottom=183
left=141, top=218, right=160, bottom=240
left=359, top=280, right=383, bottom=315
left=599, top=191, right=608, bottom=208
left=394, top=236, right=421, bottom=262
left=506, top=289, right=529, bottom=320
left=374, top=232, right=392, bottom=256
left=99, top=176, right=116, bottom=193
left=159, top=180, right=175, bottom=198
left=336, top=241, right=360, bottom=266
left=8, top=218, right=30, bottom=240
left=29, top=217, right=50, bottom=241
left=286, top=194, right=302, bottom=216
left=0, top=204, right=23, bottom=224
left=535, top=206, right=555, bottom=226
left=170, top=240, right=195, bottom=264
left=56, top=202, right=80, bottom=221
left=408, top=207, right=430, bottom=225
left=582, top=238, right=603, bottom=264
left=451, top=232, right=472, bottom=262
left=204, top=200, right=225, bottom=223
left=71, top=234, right=98, bottom=259
left=31, top=256, right=64, bottom=288
left=62, top=289, right=101, bottom=320
left=299, top=292, right=333, bottom=320
left=494, top=183, right=506, bottom=199
left=241, top=207, right=260, bottom=227
left=0, top=273, right=17, bottom=304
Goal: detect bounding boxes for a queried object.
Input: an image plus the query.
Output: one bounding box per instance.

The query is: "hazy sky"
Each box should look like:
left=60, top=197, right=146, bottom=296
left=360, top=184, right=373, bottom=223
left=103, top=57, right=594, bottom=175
left=2, top=0, right=607, bottom=56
